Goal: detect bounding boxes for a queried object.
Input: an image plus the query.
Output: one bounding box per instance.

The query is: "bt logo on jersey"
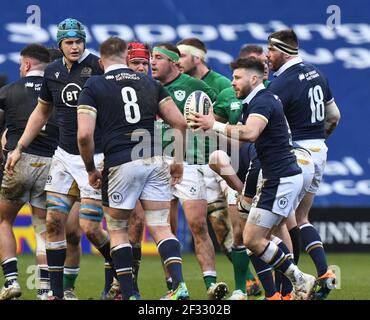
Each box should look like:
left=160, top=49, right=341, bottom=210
left=277, top=197, right=289, bottom=209
left=111, top=192, right=123, bottom=204
left=61, top=83, right=82, bottom=107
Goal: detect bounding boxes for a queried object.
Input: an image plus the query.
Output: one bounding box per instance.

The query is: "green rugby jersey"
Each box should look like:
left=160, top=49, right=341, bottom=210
left=161, top=73, right=217, bottom=164
left=213, top=87, right=241, bottom=125
left=201, top=69, right=232, bottom=161
left=202, top=70, right=231, bottom=94
left=213, top=79, right=270, bottom=125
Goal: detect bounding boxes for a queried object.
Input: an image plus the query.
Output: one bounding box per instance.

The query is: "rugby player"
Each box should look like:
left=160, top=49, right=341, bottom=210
left=6, top=18, right=115, bottom=300
left=190, top=57, right=317, bottom=300
left=267, top=29, right=340, bottom=299
left=77, top=37, right=189, bottom=300
left=151, top=43, right=229, bottom=300
left=0, top=44, right=56, bottom=300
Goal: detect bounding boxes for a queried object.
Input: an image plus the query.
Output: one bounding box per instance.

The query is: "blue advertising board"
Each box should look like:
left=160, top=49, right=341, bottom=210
left=0, top=0, right=369, bottom=209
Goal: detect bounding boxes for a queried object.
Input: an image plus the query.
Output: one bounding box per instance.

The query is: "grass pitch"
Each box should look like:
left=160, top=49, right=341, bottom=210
left=15, top=253, right=370, bottom=300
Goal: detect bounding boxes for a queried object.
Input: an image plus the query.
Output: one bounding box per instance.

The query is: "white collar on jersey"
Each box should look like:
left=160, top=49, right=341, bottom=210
left=25, top=70, right=44, bottom=77
left=243, top=83, right=265, bottom=105
left=62, top=49, right=90, bottom=66
left=104, top=64, right=129, bottom=74
left=273, top=56, right=303, bottom=77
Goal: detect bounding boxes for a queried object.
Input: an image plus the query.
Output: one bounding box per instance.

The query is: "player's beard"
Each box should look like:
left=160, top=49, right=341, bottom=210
left=234, top=89, right=242, bottom=99
left=269, top=54, right=284, bottom=72
left=235, top=82, right=252, bottom=100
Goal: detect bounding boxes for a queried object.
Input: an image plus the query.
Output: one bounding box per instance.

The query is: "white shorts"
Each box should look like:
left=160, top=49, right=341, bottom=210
left=201, top=164, right=225, bottom=204
left=0, top=152, right=51, bottom=209
left=252, top=173, right=303, bottom=218
left=248, top=207, right=285, bottom=229
left=295, top=139, right=327, bottom=194
left=44, top=147, right=103, bottom=200
left=293, top=148, right=315, bottom=204
left=171, top=161, right=206, bottom=202
left=102, top=156, right=172, bottom=210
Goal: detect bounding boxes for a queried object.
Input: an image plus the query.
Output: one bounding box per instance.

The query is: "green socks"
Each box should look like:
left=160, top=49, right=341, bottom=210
left=231, top=246, right=249, bottom=292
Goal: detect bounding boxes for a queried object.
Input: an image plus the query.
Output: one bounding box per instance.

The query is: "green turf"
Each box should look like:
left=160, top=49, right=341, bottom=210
left=13, top=253, right=370, bottom=300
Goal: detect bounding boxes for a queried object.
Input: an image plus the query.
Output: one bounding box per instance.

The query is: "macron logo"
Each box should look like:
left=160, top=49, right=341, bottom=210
left=25, top=82, right=34, bottom=88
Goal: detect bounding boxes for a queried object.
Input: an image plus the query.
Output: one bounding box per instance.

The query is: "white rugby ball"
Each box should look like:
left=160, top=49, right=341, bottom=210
left=183, top=90, right=212, bottom=124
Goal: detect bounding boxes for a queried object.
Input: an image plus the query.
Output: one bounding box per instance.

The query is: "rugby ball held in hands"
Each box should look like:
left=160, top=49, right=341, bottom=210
left=183, top=90, right=212, bottom=126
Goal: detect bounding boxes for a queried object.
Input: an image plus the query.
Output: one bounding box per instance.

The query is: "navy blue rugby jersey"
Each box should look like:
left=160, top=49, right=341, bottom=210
left=268, top=60, right=333, bottom=141
left=238, top=142, right=261, bottom=198
left=0, top=74, right=58, bottom=157
left=239, top=143, right=262, bottom=198
left=38, top=51, right=103, bottom=154
left=78, top=67, right=169, bottom=168
left=241, top=88, right=301, bottom=179
left=238, top=142, right=260, bottom=181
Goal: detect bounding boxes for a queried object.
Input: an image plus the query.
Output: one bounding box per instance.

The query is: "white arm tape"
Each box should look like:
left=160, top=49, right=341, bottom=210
left=212, top=121, right=227, bottom=135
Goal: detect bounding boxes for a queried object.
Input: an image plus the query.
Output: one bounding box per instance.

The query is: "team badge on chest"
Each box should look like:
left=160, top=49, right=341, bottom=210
left=81, top=67, right=92, bottom=78
left=174, top=90, right=186, bottom=101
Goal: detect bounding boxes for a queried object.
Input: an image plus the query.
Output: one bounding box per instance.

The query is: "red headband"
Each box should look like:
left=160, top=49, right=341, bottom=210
left=128, top=42, right=150, bottom=60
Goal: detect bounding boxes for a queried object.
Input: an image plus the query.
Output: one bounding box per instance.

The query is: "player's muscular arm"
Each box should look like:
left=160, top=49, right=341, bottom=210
left=324, top=99, right=341, bottom=138
left=158, top=97, right=187, bottom=131
left=77, top=112, right=96, bottom=172
left=190, top=107, right=267, bottom=142
left=225, top=116, right=267, bottom=142
left=18, top=100, right=53, bottom=149
left=210, top=113, right=266, bottom=143
left=5, top=101, right=54, bottom=175
left=77, top=111, right=102, bottom=189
